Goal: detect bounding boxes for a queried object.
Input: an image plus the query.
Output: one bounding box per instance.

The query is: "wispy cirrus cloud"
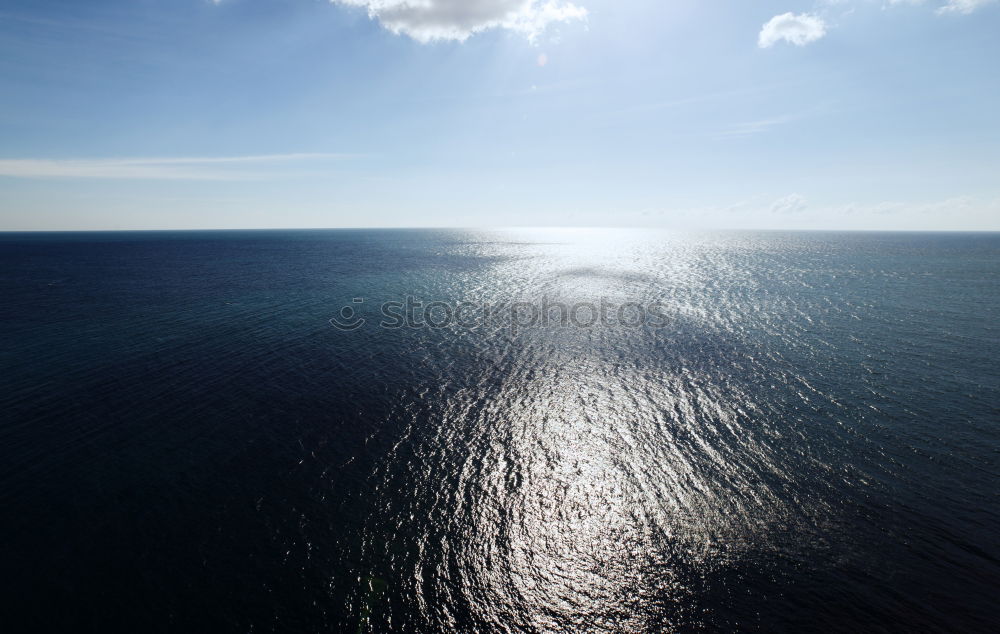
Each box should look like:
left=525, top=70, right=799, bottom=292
left=0, top=154, right=352, bottom=180
left=870, top=0, right=998, bottom=13
left=936, top=0, right=998, bottom=14
left=860, top=0, right=998, bottom=13
left=332, top=0, right=588, bottom=43
left=719, top=114, right=799, bottom=138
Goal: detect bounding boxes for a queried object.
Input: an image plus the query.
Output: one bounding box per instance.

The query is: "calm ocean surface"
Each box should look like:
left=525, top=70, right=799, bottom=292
left=0, top=229, right=998, bottom=632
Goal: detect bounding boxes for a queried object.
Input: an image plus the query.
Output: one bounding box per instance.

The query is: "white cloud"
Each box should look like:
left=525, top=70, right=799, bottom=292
left=332, top=0, right=588, bottom=43
left=937, top=0, right=997, bottom=14
left=770, top=193, right=808, bottom=214
left=758, top=13, right=827, bottom=48
left=0, top=154, right=349, bottom=180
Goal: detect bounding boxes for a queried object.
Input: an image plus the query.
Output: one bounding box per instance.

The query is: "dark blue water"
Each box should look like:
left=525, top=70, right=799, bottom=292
left=1, top=229, right=998, bottom=632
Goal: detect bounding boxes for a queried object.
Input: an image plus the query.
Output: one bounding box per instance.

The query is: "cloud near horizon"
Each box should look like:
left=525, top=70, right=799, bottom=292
left=332, top=0, right=588, bottom=42
left=770, top=193, right=808, bottom=214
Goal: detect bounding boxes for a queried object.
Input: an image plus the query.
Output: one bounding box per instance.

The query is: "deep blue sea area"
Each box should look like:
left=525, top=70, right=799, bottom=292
left=0, top=229, right=998, bottom=632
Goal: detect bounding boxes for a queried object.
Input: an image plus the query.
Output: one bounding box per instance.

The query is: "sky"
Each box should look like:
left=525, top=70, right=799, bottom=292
left=0, top=0, right=998, bottom=231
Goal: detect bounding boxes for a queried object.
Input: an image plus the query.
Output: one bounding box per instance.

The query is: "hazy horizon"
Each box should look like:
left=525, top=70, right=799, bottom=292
left=2, top=226, right=1000, bottom=234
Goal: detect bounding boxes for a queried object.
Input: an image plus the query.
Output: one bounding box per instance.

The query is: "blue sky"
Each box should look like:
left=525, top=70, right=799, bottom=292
left=0, top=0, right=998, bottom=230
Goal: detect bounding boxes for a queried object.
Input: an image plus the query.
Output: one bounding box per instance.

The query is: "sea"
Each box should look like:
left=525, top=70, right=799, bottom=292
left=0, top=229, right=997, bottom=632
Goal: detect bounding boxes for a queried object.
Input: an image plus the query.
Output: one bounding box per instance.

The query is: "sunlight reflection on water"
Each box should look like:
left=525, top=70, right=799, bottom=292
left=363, top=229, right=819, bottom=630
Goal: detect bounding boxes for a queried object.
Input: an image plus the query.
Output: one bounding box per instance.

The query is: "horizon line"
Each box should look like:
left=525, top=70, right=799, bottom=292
left=1, top=227, right=999, bottom=234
